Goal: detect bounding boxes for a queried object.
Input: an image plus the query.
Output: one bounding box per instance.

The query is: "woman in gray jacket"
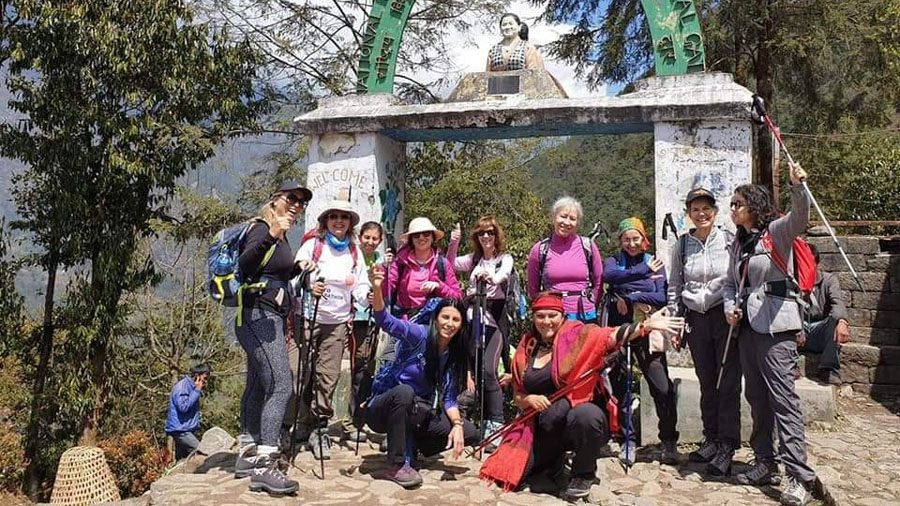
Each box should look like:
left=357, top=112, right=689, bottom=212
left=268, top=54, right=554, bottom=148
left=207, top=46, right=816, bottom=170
left=667, top=188, right=737, bottom=476
left=724, top=163, right=823, bottom=506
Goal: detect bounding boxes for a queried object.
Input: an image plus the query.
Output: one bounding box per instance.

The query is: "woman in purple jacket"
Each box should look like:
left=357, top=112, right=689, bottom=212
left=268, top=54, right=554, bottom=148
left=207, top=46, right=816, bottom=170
left=603, top=217, right=678, bottom=466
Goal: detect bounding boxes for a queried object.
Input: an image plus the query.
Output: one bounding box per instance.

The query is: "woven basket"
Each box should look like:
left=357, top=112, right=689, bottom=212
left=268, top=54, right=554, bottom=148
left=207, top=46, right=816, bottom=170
left=50, top=446, right=120, bottom=505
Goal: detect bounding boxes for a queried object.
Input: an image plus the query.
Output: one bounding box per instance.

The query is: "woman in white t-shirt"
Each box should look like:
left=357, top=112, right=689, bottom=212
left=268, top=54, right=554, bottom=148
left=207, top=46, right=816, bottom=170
left=292, top=198, right=369, bottom=460
left=447, top=216, right=514, bottom=450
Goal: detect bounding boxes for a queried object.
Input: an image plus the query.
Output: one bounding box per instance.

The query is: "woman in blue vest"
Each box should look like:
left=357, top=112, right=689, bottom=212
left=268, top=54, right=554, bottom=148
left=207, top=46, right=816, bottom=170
left=603, top=217, right=678, bottom=466
left=364, top=264, right=478, bottom=489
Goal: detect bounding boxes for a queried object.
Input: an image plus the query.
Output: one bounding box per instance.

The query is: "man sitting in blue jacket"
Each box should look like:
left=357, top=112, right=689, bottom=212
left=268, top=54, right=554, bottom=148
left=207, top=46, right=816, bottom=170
left=166, top=364, right=211, bottom=460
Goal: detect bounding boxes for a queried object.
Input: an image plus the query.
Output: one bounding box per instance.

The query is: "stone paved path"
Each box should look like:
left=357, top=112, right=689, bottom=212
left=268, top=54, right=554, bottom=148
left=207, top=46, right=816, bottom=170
left=148, top=388, right=899, bottom=506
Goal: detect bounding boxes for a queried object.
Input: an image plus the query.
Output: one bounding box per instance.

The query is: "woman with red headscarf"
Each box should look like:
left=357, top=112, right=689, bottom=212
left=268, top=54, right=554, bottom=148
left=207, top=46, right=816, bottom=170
left=480, top=292, right=684, bottom=499
left=602, top=217, right=677, bottom=466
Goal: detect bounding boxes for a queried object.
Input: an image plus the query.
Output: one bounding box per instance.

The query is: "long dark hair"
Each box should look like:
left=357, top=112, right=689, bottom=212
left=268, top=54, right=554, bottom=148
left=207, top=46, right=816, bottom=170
left=424, top=298, right=469, bottom=392
left=734, top=184, right=779, bottom=242
left=499, top=12, right=529, bottom=41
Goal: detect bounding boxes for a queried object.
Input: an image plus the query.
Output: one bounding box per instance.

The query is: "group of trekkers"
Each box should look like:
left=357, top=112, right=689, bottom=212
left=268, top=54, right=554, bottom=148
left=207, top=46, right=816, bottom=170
left=174, top=162, right=840, bottom=506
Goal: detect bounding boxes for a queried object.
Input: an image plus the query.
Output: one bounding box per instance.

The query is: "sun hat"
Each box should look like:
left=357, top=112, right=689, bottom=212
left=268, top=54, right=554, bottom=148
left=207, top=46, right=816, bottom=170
left=273, top=180, right=312, bottom=202
left=400, top=217, right=445, bottom=242
left=317, top=199, right=360, bottom=227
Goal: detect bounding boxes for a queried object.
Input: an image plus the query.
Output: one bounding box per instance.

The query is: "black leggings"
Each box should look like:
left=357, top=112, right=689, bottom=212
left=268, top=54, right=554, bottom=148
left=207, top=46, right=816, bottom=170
left=365, top=384, right=479, bottom=466
left=528, top=399, right=609, bottom=479
left=611, top=338, right=679, bottom=443
left=459, top=325, right=506, bottom=422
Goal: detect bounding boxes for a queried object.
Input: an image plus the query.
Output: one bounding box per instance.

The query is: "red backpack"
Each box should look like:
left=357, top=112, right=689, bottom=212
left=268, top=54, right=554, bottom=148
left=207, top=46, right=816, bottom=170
left=760, top=232, right=816, bottom=296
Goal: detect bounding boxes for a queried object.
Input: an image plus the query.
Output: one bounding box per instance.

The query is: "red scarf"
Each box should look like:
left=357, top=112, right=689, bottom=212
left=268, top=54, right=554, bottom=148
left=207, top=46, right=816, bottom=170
left=479, top=321, right=613, bottom=491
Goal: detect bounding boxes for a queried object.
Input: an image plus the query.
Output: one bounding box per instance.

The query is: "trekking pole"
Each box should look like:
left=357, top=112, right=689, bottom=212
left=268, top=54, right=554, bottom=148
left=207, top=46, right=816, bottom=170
left=662, top=213, right=679, bottom=241
left=751, top=94, right=866, bottom=293
left=472, top=277, right=488, bottom=458
left=308, top=276, right=325, bottom=479
left=289, top=269, right=311, bottom=462
left=716, top=261, right=748, bottom=390
left=621, top=339, right=634, bottom=473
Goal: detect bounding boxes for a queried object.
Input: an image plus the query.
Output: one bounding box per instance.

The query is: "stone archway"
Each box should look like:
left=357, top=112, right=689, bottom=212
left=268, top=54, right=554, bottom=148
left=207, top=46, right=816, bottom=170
left=355, top=0, right=707, bottom=94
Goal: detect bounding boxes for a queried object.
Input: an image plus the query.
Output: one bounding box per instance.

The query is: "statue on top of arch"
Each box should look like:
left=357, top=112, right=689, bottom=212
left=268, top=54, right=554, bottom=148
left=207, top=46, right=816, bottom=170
left=486, top=13, right=545, bottom=72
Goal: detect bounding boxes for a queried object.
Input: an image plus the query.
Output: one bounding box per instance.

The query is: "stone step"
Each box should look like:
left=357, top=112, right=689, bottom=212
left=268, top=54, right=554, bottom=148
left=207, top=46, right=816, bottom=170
left=640, top=366, right=835, bottom=445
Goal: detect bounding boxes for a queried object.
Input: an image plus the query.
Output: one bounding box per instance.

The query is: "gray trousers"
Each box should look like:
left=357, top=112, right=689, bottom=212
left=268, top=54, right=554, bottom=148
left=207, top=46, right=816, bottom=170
left=686, top=307, right=742, bottom=448
left=170, top=431, right=199, bottom=460
left=738, top=327, right=816, bottom=483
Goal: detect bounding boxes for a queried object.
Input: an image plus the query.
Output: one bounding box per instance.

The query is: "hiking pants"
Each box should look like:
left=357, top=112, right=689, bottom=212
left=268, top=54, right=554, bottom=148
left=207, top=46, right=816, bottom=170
left=349, top=319, right=377, bottom=422
left=686, top=307, right=742, bottom=448
left=739, top=327, right=816, bottom=483
left=529, top=399, right=608, bottom=479
left=295, top=321, right=348, bottom=427
left=611, top=338, right=679, bottom=443
left=800, top=317, right=841, bottom=373
left=235, top=309, right=292, bottom=448
left=365, top=384, right=479, bottom=466
left=170, top=431, right=199, bottom=460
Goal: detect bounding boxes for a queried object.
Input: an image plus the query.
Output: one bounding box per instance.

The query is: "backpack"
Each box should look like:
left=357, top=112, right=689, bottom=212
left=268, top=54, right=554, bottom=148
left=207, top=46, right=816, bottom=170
left=208, top=218, right=275, bottom=307
left=306, top=235, right=359, bottom=270
left=760, top=232, right=816, bottom=296
left=537, top=236, right=596, bottom=293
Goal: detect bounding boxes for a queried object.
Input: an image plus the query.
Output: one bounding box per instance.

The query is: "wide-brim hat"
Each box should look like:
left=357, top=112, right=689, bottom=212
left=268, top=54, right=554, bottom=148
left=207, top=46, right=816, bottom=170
left=400, top=217, right=445, bottom=242
left=685, top=187, right=716, bottom=207
left=317, top=199, right=360, bottom=227
left=273, top=180, right=312, bottom=202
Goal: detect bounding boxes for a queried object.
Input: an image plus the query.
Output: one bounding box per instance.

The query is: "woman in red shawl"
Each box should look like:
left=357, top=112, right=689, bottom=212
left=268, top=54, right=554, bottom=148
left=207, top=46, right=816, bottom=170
left=480, top=292, right=683, bottom=499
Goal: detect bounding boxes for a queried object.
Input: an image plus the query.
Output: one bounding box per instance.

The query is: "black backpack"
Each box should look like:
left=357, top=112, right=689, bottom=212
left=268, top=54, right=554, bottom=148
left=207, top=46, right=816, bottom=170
left=537, top=235, right=596, bottom=294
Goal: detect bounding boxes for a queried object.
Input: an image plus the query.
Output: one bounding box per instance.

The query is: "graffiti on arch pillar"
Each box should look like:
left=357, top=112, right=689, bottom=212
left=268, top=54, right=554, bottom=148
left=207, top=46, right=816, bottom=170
left=356, top=0, right=706, bottom=94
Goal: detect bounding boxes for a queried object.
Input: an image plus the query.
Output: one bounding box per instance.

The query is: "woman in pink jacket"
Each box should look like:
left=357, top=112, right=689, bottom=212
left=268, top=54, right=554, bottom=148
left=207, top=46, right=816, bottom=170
left=526, top=197, right=604, bottom=322
left=383, top=217, right=462, bottom=320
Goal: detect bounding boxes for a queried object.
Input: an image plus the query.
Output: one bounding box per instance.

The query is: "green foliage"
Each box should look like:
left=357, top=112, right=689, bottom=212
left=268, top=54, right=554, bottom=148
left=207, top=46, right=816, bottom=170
left=0, top=357, right=27, bottom=493
left=0, top=0, right=266, bottom=493
left=406, top=141, right=547, bottom=263
left=0, top=222, right=25, bottom=358
left=527, top=134, right=655, bottom=257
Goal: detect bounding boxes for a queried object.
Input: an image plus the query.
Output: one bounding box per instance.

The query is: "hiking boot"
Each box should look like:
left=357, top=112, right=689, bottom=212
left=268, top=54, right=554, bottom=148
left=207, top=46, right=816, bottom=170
left=660, top=440, right=679, bottom=465
left=736, top=460, right=782, bottom=486
left=565, top=476, right=594, bottom=499
left=619, top=441, right=636, bottom=466
left=706, top=443, right=733, bottom=477
left=383, top=462, right=422, bottom=489
left=234, top=442, right=259, bottom=479
left=689, top=439, right=718, bottom=463
left=308, top=427, right=332, bottom=461
left=342, top=419, right=367, bottom=443
left=780, top=475, right=812, bottom=506
left=817, top=369, right=842, bottom=386
left=249, top=454, right=299, bottom=495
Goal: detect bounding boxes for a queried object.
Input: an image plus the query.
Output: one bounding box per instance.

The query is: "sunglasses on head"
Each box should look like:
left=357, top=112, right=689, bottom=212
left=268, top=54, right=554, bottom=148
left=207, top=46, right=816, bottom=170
left=327, top=213, right=351, bottom=221
left=477, top=230, right=496, bottom=237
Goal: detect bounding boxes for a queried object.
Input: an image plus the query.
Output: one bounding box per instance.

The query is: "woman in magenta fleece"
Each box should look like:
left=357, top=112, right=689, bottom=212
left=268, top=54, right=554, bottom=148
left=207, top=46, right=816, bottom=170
left=383, top=217, right=462, bottom=318
left=526, top=196, right=604, bottom=322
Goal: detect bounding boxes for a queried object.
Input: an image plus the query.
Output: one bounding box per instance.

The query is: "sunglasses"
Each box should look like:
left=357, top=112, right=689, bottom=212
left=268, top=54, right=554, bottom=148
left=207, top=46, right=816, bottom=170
left=411, top=231, right=433, bottom=239
left=284, top=193, right=307, bottom=206
left=327, top=213, right=351, bottom=221
left=477, top=230, right=496, bottom=237
left=729, top=200, right=745, bottom=210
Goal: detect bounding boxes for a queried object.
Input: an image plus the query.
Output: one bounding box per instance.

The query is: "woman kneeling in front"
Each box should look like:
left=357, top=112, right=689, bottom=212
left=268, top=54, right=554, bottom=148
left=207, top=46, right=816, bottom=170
left=480, top=293, right=684, bottom=499
left=363, top=264, right=478, bottom=488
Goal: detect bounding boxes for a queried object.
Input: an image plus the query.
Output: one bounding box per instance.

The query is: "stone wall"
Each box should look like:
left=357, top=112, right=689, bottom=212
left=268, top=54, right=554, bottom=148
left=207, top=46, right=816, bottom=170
left=805, top=234, right=900, bottom=399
